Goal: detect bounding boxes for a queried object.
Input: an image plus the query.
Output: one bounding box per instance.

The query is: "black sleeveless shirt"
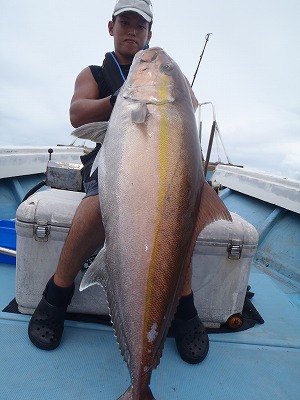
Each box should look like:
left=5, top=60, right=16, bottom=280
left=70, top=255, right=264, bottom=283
left=89, top=57, right=131, bottom=99
left=80, top=54, right=131, bottom=167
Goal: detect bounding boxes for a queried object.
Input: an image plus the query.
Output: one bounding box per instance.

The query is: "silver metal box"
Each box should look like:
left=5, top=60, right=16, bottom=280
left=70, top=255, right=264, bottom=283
left=46, top=160, right=83, bottom=191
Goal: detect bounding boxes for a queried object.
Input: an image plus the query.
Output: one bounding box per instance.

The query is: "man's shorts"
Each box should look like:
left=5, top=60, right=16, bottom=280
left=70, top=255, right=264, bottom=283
left=83, top=178, right=99, bottom=198
left=80, top=144, right=101, bottom=198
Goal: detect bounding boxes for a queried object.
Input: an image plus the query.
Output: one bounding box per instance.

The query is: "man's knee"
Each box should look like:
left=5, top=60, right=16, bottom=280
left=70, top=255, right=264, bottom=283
left=81, top=194, right=101, bottom=215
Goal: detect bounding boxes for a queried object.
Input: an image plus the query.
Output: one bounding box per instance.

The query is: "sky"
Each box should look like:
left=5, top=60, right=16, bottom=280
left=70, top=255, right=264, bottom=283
left=1, top=0, right=300, bottom=179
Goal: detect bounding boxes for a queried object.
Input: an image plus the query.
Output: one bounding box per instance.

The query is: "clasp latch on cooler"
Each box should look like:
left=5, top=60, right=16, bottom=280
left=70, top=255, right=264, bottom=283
left=227, top=240, right=243, bottom=259
left=34, top=225, right=50, bottom=241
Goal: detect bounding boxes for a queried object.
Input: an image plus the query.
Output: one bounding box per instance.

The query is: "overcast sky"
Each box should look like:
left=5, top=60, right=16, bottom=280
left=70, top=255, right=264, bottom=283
left=1, top=0, right=299, bottom=179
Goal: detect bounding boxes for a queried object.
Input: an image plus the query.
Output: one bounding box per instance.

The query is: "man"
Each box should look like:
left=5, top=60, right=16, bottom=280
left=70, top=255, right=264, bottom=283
left=28, top=0, right=209, bottom=364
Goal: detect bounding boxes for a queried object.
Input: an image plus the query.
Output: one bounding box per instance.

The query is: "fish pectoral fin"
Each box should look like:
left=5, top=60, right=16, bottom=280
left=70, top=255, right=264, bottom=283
left=131, top=103, right=148, bottom=124
left=71, top=121, right=109, bottom=143
left=90, top=148, right=101, bottom=177
left=79, top=246, right=108, bottom=291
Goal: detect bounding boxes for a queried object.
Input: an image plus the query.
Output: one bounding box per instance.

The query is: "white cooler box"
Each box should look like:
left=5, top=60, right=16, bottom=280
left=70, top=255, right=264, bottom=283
left=16, top=189, right=258, bottom=327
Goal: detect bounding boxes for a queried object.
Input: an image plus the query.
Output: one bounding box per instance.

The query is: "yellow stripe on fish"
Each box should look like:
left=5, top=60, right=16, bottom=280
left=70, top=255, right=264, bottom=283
left=143, top=79, right=172, bottom=368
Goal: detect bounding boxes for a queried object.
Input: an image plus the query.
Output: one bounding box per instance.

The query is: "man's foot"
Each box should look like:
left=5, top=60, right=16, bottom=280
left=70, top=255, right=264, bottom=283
left=173, top=314, right=209, bottom=364
left=171, top=292, right=209, bottom=364
left=28, top=277, right=74, bottom=350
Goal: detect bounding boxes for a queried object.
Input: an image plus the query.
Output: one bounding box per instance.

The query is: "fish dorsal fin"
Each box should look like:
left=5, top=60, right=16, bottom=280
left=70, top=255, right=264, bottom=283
left=131, top=103, right=148, bottom=123
left=196, top=181, right=232, bottom=235
left=188, top=182, right=232, bottom=266
left=181, top=181, right=232, bottom=290
left=79, top=246, right=108, bottom=291
left=71, top=121, right=109, bottom=143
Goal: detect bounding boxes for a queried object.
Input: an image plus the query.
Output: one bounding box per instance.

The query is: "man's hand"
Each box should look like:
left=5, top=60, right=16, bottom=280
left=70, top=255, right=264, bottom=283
left=110, top=88, right=121, bottom=107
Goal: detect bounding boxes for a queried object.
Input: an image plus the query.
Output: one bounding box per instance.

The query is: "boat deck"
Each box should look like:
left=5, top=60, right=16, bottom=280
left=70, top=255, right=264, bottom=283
left=1, top=262, right=300, bottom=399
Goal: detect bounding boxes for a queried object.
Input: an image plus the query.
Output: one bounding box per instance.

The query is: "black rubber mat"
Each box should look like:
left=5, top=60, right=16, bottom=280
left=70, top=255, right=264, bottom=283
left=3, top=287, right=263, bottom=334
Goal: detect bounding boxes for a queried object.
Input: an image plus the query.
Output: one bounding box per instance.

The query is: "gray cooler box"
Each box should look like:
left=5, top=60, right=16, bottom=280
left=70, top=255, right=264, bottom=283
left=16, top=188, right=258, bottom=327
left=192, top=214, right=258, bottom=327
left=16, top=189, right=108, bottom=316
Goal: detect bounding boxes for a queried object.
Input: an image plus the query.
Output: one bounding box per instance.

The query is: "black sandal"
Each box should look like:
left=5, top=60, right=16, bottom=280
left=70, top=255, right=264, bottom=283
left=28, top=295, right=70, bottom=350
left=173, top=315, right=209, bottom=364
left=28, top=277, right=75, bottom=351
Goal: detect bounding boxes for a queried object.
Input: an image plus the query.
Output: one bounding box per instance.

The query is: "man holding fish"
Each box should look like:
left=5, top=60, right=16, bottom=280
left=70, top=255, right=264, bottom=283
left=28, top=0, right=210, bottom=369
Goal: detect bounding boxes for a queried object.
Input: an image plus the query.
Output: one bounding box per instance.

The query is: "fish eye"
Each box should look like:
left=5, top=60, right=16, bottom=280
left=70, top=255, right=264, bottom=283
left=160, top=63, right=174, bottom=75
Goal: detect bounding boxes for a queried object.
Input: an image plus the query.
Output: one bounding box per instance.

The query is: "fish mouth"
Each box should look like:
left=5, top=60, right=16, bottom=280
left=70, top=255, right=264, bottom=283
left=137, top=47, right=161, bottom=63
left=123, top=47, right=177, bottom=104
left=137, top=48, right=175, bottom=75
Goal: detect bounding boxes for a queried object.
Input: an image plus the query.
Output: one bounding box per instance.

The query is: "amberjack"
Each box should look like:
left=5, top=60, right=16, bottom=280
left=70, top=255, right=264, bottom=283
left=77, top=47, right=231, bottom=399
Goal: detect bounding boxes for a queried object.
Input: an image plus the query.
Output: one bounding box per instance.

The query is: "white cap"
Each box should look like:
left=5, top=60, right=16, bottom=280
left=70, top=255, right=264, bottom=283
left=113, top=0, right=153, bottom=23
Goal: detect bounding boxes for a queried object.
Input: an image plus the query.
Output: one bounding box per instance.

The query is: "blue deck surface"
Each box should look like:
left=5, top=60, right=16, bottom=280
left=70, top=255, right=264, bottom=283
left=0, top=263, right=299, bottom=400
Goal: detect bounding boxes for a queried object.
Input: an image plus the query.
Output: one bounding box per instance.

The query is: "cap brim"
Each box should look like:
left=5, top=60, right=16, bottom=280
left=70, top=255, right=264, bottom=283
left=114, top=8, right=152, bottom=23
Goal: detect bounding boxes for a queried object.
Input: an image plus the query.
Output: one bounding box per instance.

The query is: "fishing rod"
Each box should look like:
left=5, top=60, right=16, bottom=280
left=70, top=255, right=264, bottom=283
left=191, top=33, right=212, bottom=88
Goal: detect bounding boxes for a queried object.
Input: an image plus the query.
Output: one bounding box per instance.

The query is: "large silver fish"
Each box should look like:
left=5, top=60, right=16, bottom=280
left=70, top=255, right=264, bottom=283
left=78, top=47, right=231, bottom=399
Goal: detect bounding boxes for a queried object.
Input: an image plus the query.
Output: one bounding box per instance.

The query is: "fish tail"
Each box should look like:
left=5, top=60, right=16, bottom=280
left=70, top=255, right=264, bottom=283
left=117, top=386, right=155, bottom=400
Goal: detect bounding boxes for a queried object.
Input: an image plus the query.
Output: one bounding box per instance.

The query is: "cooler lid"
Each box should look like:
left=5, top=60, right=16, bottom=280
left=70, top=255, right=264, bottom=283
left=16, top=189, right=85, bottom=228
left=197, top=212, right=259, bottom=247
